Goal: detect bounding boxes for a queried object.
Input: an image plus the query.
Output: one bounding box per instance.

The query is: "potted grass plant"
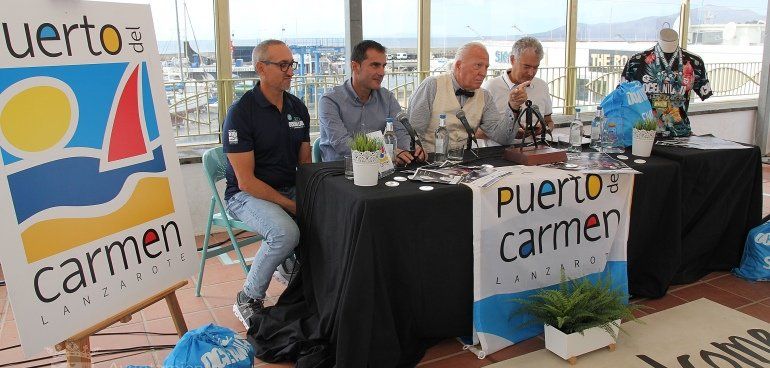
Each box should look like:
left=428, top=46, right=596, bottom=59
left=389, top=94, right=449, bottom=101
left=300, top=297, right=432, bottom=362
left=349, top=133, right=382, bottom=186
left=632, top=117, right=657, bottom=157
left=513, top=271, right=643, bottom=365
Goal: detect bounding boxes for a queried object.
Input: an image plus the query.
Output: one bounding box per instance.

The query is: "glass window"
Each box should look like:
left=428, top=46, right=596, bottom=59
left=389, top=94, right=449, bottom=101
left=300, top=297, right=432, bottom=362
left=576, top=0, right=682, bottom=110
left=432, top=0, right=567, bottom=111
left=362, top=0, right=418, bottom=109
left=688, top=0, right=765, bottom=103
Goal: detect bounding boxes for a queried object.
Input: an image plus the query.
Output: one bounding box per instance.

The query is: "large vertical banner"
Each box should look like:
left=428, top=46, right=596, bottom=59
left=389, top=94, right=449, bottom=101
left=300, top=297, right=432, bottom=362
left=465, top=166, right=633, bottom=357
left=0, top=0, right=197, bottom=355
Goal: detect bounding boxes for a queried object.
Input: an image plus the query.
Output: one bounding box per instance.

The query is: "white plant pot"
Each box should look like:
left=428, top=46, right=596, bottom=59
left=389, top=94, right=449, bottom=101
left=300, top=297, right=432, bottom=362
left=631, top=128, right=656, bottom=157
left=351, top=150, right=379, bottom=187
left=544, top=320, right=620, bottom=365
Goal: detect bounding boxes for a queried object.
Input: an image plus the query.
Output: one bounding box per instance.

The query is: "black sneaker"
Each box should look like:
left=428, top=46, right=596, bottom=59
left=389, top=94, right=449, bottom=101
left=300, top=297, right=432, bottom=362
left=273, top=254, right=299, bottom=286
left=232, top=291, right=263, bottom=329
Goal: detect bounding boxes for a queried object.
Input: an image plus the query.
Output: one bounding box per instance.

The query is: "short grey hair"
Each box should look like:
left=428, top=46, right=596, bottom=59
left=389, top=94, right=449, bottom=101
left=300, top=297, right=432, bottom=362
left=252, top=39, right=286, bottom=63
left=511, top=37, right=544, bottom=61
left=451, top=41, right=487, bottom=70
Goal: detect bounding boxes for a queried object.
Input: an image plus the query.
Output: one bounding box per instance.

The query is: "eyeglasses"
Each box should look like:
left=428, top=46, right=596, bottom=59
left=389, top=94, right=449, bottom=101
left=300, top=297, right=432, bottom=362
left=260, top=60, right=298, bottom=72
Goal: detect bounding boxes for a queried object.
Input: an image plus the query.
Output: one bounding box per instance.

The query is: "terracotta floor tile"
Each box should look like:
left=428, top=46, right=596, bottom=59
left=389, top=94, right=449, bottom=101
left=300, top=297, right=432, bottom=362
left=761, top=298, right=770, bottom=307
left=153, top=348, right=172, bottom=366
left=638, top=293, right=688, bottom=314
left=92, top=351, right=156, bottom=368
left=0, top=345, right=26, bottom=366
left=143, top=309, right=214, bottom=347
left=197, top=260, right=250, bottom=287
left=630, top=307, right=648, bottom=319
left=141, top=287, right=209, bottom=321
left=266, top=278, right=288, bottom=298
left=0, top=346, right=61, bottom=367
left=699, top=271, right=730, bottom=282
left=738, top=303, right=770, bottom=323
left=708, top=274, right=770, bottom=301
left=0, top=300, right=12, bottom=322
left=0, top=320, right=19, bottom=348
left=671, top=283, right=753, bottom=309
left=211, top=305, right=247, bottom=335
left=199, top=280, right=246, bottom=308
left=92, top=322, right=149, bottom=352
left=418, top=350, right=494, bottom=367
left=486, top=336, right=545, bottom=363
left=258, top=362, right=295, bottom=367
left=421, top=338, right=466, bottom=362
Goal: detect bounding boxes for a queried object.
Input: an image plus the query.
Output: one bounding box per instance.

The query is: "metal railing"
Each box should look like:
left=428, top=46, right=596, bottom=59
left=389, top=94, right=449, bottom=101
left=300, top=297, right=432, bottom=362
left=167, top=61, right=761, bottom=145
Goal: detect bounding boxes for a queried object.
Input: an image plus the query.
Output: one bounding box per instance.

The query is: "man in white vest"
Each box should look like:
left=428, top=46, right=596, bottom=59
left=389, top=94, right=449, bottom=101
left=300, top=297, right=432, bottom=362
left=481, top=37, right=553, bottom=146
left=407, top=42, right=514, bottom=153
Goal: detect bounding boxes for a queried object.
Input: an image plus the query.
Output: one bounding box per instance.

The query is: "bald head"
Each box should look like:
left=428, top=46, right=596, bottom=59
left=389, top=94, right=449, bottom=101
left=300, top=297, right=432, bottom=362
left=453, top=42, right=489, bottom=90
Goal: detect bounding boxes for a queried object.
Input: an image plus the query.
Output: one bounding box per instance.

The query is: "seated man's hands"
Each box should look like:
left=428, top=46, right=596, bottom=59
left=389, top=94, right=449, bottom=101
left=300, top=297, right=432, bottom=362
left=395, top=146, right=427, bottom=166
left=514, top=121, right=546, bottom=139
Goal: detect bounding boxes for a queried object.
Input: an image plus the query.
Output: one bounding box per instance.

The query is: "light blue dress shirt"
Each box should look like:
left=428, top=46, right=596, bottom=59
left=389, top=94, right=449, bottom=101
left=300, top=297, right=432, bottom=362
left=318, top=79, right=411, bottom=162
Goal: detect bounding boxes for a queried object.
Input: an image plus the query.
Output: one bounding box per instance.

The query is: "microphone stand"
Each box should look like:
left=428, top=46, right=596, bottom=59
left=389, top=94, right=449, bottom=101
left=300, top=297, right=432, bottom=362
left=512, top=100, right=547, bottom=149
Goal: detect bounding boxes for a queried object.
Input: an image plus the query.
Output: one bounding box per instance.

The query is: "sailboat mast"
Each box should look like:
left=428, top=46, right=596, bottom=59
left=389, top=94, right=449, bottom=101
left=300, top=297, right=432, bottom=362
left=174, top=0, right=185, bottom=83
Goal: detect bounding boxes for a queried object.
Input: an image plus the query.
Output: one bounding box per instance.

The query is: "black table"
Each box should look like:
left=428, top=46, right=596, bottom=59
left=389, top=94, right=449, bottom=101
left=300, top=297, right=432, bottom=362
left=247, top=145, right=761, bottom=368
left=651, top=144, right=762, bottom=284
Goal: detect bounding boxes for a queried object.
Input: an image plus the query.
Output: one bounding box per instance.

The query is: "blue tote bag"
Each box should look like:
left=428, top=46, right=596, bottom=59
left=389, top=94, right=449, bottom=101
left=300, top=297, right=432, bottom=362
left=600, top=81, right=654, bottom=147
left=733, top=219, right=770, bottom=282
left=164, top=324, right=254, bottom=368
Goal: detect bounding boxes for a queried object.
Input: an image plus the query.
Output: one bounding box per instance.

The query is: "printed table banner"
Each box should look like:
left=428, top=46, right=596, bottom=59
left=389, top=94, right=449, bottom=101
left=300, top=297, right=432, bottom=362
left=464, top=166, right=634, bottom=357
left=0, top=0, right=197, bottom=355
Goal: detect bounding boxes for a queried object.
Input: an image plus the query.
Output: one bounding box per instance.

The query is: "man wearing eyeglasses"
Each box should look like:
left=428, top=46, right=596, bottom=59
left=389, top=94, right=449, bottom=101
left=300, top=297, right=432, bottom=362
left=481, top=37, right=553, bottom=146
left=319, top=40, right=425, bottom=164
left=222, top=39, right=311, bottom=329
left=407, top=42, right=514, bottom=153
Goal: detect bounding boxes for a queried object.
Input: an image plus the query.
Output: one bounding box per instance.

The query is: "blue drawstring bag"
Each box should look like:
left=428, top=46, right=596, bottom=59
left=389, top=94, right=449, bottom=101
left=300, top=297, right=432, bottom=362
left=164, top=324, right=254, bottom=368
left=600, top=81, right=654, bottom=147
left=733, top=219, right=770, bottom=281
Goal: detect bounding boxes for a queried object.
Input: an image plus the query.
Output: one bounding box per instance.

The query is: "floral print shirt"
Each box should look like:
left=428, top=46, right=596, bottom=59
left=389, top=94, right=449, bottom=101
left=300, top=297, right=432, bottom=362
left=621, top=47, right=712, bottom=137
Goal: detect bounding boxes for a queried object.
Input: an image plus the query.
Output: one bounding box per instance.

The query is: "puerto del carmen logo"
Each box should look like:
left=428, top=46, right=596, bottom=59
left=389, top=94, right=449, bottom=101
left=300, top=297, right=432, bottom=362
left=0, top=62, right=174, bottom=263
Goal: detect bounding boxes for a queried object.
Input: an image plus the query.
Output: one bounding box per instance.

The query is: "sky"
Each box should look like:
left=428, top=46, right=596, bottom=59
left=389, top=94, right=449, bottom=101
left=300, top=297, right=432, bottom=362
left=95, top=0, right=768, bottom=41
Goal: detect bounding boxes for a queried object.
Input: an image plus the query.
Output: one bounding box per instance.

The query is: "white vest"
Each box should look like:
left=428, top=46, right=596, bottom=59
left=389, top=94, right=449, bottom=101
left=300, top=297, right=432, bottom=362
left=422, top=73, right=485, bottom=153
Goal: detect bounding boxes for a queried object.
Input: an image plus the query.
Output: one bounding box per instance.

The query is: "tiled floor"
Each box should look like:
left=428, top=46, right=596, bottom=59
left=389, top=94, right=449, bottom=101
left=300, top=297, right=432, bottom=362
left=2, top=167, right=770, bottom=367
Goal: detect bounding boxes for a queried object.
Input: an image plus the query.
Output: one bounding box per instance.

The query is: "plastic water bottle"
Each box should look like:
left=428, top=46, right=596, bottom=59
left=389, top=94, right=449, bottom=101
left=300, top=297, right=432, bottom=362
left=603, top=119, right=625, bottom=153
left=568, top=108, right=583, bottom=153
left=590, top=107, right=604, bottom=151
left=383, top=118, right=397, bottom=162
left=434, top=114, right=448, bottom=162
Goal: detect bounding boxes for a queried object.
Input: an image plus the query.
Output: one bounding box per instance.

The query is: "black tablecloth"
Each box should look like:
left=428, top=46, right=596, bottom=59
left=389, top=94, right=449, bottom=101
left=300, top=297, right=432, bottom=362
left=246, top=145, right=761, bottom=368
left=651, top=144, right=762, bottom=283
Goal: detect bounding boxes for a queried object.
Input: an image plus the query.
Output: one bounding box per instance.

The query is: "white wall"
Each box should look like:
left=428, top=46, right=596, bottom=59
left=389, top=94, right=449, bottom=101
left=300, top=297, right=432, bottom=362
left=690, top=110, right=756, bottom=144
left=181, top=107, right=758, bottom=236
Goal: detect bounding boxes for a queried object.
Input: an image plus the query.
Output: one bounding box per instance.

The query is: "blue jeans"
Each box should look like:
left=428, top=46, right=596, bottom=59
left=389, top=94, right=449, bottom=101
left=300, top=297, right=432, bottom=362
left=226, top=187, right=299, bottom=300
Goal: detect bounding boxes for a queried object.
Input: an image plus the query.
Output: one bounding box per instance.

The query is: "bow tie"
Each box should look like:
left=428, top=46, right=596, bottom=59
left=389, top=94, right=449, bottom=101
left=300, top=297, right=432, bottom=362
left=455, top=88, right=475, bottom=98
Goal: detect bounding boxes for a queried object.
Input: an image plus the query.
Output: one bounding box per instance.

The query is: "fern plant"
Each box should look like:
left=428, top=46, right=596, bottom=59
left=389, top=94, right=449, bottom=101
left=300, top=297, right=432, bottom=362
left=513, top=270, right=643, bottom=339
left=349, top=133, right=382, bottom=152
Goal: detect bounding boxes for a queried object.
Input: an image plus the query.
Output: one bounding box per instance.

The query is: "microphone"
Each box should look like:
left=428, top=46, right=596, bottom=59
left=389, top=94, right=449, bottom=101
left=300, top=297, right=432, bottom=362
left=395, top=111, right=422, bottom=152
left=455, top=110, right=478, bottom=150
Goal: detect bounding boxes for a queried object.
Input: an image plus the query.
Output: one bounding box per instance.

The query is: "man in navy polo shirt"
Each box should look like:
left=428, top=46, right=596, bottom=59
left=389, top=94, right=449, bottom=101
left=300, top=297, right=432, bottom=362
left=222, top=39, right=311, bottom=329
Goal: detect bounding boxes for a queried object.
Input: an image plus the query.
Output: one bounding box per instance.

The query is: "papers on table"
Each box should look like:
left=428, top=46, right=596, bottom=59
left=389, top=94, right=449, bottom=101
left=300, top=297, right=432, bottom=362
left=542, top=152, right=640, bottom=174
left=654, top=135, right=752, bottom=150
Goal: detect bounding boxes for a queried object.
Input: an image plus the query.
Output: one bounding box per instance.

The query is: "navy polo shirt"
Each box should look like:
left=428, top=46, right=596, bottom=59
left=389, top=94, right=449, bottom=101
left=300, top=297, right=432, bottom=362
left=222, top=82, right=310, bottom=200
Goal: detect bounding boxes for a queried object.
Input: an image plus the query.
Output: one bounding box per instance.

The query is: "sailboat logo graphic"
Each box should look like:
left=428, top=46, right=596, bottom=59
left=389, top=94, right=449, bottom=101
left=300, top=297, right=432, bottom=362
left=0, top=62, right=175, bottom=263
